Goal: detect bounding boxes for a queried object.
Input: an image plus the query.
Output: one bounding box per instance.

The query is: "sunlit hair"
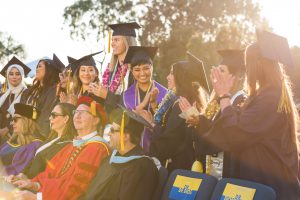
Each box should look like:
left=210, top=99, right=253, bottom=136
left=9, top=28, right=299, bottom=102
left=46, top=103, right=77, bottom=143
left=108, top=36, right=137, bottom=71
left=172, top=63, right=208, bottom=112
left=72, top=65, right=99, bottom=95
left=244, top=43, right=299, bottom=150
left=9, top=116, right=41, bottom=146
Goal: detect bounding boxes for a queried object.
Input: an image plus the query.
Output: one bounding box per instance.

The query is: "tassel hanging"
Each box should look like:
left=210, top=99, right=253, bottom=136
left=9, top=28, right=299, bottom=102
left=66, top=68, right=72, bottom=94
left=2, top=79, right=7, bottom=93
left=277, top=79, right=291, bottom=113
left=90, top=101, right=97, bottom=116
left=120, top=111, right=125, bottom=151
left=56, top=83, right=60, bottom=96
left=32, top=108, right=37, bottom=120
left=108, top=31, right=112, bottom=53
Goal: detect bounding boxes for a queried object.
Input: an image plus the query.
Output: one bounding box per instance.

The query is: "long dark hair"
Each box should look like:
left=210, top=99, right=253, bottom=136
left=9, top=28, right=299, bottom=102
left=173, top=61, right=207, bottom=110
left=46, top=103, right=77, bottom=143
left=28, top=59, right=60, bottom=96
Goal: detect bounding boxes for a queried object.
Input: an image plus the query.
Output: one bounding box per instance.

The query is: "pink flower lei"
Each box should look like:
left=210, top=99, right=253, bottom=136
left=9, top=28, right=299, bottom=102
left=102, top=61, right=128, bottom=93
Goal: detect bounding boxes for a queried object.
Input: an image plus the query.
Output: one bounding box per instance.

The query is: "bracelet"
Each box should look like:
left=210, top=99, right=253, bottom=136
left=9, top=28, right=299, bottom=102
left=217, top=94, right=231, bottom=104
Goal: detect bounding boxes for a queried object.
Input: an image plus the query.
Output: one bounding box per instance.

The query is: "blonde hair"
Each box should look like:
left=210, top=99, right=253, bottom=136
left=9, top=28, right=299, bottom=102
left=9, top=116, right=40, bottom=146
left=244, top=43, right=299, bottom=151
left=108, top=36, right=137, bottom=71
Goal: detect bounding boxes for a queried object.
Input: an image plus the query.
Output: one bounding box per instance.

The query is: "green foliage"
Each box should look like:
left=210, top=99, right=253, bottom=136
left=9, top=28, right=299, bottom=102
left=0, top=32, right=26, bottom=65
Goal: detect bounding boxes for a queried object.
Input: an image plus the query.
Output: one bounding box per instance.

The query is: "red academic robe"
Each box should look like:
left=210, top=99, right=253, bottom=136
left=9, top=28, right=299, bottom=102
left=32, top=139, right=110, bottom=200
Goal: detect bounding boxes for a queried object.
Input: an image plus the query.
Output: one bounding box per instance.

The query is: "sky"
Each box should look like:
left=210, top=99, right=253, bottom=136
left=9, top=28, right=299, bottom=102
left=0, top=0, right=300, bottom=65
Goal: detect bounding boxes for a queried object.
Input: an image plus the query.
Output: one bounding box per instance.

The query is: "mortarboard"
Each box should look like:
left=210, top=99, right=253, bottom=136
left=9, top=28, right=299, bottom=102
left=0, top=56, right=31, bottom=77
left=108, top=22, right=141, bottom=37
left=187, top=51, right=210, bottom=92
left=14, top=103, right=38, bottom=120
left=124, top=46, right=158, bottom=65
left=110, top=105, right=152, bottom=150
left=52, top=54, right=65, bottom=72
left=218, top=49, right=245, bottom=74
left=256, top=29, right=294, bottom=67
left=67, top=51, right=102, bottom=76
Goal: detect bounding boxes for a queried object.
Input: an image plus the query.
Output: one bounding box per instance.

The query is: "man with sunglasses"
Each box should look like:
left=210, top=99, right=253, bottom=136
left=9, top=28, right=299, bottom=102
left=79, top=106, right=159, bottom=200
left=11, top=96, right=110, bottom=200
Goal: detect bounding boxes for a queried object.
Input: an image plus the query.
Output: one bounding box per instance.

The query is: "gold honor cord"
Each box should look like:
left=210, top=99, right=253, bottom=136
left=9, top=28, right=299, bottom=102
left=120, top=111, right=126, bottom=151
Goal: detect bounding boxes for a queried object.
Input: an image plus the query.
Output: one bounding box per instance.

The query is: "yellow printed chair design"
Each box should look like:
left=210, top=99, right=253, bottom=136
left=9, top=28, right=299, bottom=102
left=161, top=169, right=217, bottom=200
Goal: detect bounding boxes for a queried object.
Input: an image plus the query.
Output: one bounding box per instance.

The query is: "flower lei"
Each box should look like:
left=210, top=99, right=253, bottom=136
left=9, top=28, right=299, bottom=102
left=102, top=61, right=128, bottom=93
left=154, top=90, right=178, bottom=125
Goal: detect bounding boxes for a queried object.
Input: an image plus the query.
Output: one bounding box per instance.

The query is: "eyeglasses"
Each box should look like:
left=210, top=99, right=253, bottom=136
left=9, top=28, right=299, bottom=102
left=12, top=116, right=21, bottom=123
left=72, top=110, right=93, bottom=116
left=110, top=127, right=120, bottom=134
left=49, top=112, right=65, bottom=119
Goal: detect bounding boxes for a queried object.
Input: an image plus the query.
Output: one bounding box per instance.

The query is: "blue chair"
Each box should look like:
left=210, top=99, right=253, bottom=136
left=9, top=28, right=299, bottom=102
left=161, top=169, right=218, bottom=200
left=152, top=167, right=169, bottom=200
left=210, top=178, right=276, bottom=200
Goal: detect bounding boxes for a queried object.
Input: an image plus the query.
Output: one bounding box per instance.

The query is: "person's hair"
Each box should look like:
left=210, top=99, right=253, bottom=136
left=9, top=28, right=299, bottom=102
left=125, top=128, right=141, bottom=145
left=131, top=54, right=153, bottom=69
left=109, top=36, right=137, bottom=71
left=46, top=103, right=77, bottom=142
left=244, top=43, right=299, bottom=151
left=28, top=60, right=60, bottom=96
left=72, top=65, right=99, bottom=95
left=172, top=62, right=207, bottom=112
left=9, top=117, right=42, bottom=146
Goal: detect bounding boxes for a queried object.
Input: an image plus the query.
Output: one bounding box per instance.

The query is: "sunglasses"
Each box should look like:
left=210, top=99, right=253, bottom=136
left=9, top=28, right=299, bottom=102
left=110, top=127, right=120, bottom=134
left=12, top=116, right=22, bottom=123
left=49, top=112, right=65, bottom=119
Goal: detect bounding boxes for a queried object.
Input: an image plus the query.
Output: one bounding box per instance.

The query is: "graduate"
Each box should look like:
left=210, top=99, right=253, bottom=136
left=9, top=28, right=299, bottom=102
left=201, top=30, right=300, bottom=199
left=0, top=56, right=31, bottom=140
left=179, top=49, right=246, bottom=178
left=79, top=106, right=159, bottom=200
left=22, top=54, right=65, bottom=136
left=0, top=103, right=43, bottom=175
left=139, top=52, right=209, bottom=172
left=100, top=46, right=167, bottom=152
left=12, top=96, right=110, bottom=200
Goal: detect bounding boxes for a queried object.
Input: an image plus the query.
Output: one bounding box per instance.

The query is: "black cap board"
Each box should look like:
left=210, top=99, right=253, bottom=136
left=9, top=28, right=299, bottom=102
left=218, top=49, right=245, bottom=74
left=0, top=56, right=31, bottom=77
left=124, top=46, right=158, bottom=65
left=14, top=103, right=38, bottom=120
left=108, top=22, right=141, bottom=37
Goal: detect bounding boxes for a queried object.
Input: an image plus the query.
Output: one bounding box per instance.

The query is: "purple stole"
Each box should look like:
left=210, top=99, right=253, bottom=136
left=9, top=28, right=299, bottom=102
left=123, top=81, right=167, bottom=152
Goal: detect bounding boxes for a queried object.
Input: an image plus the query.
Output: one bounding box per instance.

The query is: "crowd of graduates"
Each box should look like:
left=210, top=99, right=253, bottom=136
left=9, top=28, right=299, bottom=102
left=0, top=22, right=299, bottom=200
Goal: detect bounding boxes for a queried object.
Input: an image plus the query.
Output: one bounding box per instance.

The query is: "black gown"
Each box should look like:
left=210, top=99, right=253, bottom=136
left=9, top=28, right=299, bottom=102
left=149, top=102, right=195, bottom=172
left=21, top=85, right=57, bottom=136
left=198, top=87, right=300, bottom=199
left=23, top=139, right=72, bottom=178
left=79, top=146, right=158, bottom=200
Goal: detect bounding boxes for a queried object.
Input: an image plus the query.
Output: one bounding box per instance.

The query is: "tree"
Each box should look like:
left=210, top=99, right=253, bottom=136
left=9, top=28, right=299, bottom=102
left=63, top=0, right=269, bottom=83
left=0, top=31, right=26, bottom=65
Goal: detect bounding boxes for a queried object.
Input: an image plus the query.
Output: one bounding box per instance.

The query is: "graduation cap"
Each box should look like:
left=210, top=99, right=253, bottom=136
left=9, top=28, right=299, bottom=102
left=76, top=96, right=107, bottom=126
left=256, top=29, right=294, bottom=67
left=108, top=22, right=141, bottom=37
left=218, top=49, right=245, bottom=74
left=52, top=54, right=65, bottom=72
left=124, top=46, right=158, bottom=65
left=0, top=56, right=31, bottom=77
left=187, top=51, right=210, bottom=92
left=67, top=51, right=102, bottom=75
left=14, top=103, right=38, bottom=120
left=110, top=105, right=152, bottom=150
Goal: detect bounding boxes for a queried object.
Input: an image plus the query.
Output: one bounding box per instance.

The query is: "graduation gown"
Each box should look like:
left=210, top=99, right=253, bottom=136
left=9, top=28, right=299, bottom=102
left=2, top=140, right=42, bottom=175
left=21, top=86, right=57, bottom=137
left=32, top=135, right=110, bottom=200
left=79, top=145, right=158, bottom=200
left=200, top=87, right=300, bottom=199
left=105, top=81, right=167, bottom=152
left=149, top=101, right=195, bottom=172
left=0, top=142, right=21, bottom=166
left=23, top=138, right=72, bottom=179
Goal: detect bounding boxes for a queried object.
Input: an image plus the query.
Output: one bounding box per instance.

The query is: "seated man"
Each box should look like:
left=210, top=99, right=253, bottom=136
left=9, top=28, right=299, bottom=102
left=79, top=106, right=159, bottom=200
left=10, top=96, right=110, bottom=200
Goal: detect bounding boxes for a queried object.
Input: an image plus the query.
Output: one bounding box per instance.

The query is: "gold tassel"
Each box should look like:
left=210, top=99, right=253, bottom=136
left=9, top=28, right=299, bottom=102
left=32, top=108, right=37, bottom=120
left=56, top=83, right=60, bottom=96
left=90, top=101, right=97, bottom=116
left=108, top=31, right=112, bottom=53
left=66, top=68, right=72, bottom=94
left=277, top=79, right=291, bottom=113
left=120, top=111, right=125, bottom=151
left=2, top=79, right=7, bottom=93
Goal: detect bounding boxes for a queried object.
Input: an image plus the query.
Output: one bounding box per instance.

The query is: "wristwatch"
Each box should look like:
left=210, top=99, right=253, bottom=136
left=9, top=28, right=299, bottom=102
left=217, top=94, right=231, bottom=104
